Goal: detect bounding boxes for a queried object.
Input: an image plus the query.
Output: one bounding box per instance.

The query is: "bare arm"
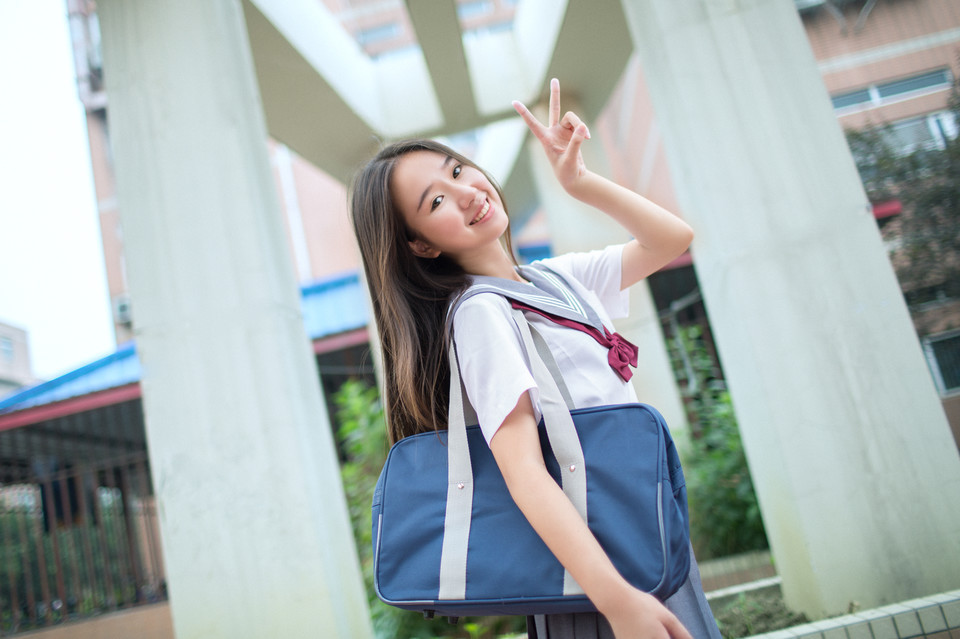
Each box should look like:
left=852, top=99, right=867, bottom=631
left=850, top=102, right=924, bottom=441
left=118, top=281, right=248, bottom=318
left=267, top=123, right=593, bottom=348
left=490, top=394, right=692, bottom=639
left=565, top=171, right=693, bottom=290
left=513, top=79, right=693, bottom=290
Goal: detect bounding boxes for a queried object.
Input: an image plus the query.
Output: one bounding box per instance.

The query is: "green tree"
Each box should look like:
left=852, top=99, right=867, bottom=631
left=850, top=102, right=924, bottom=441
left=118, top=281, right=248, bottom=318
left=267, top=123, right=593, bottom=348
left=845, top=87, right=960, bottom=307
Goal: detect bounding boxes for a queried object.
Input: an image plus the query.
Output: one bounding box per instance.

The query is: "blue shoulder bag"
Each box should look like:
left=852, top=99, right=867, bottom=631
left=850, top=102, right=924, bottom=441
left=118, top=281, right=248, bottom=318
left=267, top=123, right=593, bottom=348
left=371, top=266, right=691, bottom=618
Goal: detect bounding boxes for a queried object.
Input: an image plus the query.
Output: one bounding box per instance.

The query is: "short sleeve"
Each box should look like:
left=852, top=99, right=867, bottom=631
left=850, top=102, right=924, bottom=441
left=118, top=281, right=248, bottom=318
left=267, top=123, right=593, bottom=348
left=541, top=244, right=630, bottom=319
left=451, top=294, right=540, bottom=445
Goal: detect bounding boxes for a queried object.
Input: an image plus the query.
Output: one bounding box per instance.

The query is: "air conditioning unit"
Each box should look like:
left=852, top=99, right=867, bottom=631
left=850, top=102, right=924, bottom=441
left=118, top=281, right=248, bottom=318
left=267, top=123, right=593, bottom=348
left=113, top=295, right=132, bottom=325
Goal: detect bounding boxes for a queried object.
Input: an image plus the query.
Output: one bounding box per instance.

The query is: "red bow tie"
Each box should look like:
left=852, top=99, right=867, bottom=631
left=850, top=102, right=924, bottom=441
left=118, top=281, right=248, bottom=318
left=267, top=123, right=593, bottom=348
left=510, top=300, right=639, bottom=382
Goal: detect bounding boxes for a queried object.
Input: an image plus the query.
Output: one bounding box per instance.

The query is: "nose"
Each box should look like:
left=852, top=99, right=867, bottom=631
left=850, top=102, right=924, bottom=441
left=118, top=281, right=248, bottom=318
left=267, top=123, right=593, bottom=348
left=456, top=184, right=484, bottom=210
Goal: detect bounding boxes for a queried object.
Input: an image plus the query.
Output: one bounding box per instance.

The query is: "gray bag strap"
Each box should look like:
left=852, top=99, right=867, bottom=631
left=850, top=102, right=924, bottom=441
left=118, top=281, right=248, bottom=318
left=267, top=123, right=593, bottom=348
left=438, top=343, right=474, bottom=600
left=528, top=323, right=574, bottom=409
left=438, top=308, right=587, bottom=600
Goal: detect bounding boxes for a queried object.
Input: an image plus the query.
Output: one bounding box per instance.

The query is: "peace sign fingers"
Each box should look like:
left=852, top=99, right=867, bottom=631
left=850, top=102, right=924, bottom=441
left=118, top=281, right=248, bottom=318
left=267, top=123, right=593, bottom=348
left=512, top=79, right=590, bottom=142
left=512, top=79, right=591, bottom=192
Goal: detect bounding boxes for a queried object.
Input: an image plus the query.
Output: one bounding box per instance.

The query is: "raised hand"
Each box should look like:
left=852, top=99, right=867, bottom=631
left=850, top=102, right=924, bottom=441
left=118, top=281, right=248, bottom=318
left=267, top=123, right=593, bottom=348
left=513, top=78, right=591, bottom=193
left=515, top=78, right=694, bottom=290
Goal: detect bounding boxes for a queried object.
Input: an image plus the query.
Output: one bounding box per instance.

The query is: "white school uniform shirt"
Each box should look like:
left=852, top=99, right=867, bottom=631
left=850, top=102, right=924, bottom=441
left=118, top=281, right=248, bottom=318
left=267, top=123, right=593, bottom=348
left=452, top=243, right=639, bottom=444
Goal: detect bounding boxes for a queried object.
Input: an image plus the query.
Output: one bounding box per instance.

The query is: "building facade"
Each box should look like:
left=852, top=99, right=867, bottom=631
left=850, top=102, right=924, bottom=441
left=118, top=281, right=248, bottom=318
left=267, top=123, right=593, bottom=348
left=0, top=321, right=36, bottom=398
left=803, top=0, right=960, bottom=435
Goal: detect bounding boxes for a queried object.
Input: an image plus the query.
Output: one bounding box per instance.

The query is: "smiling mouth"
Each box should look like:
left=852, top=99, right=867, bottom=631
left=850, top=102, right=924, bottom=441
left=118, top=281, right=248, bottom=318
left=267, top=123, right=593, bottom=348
left=470, top=200, right=490, bottom=225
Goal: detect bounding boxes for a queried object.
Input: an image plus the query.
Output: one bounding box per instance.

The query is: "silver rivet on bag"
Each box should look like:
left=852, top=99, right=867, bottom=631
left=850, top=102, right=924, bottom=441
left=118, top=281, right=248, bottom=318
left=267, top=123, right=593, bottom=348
left=457, top=482, right=465, bottom=489
left=569, top=464, right=576, bottom=472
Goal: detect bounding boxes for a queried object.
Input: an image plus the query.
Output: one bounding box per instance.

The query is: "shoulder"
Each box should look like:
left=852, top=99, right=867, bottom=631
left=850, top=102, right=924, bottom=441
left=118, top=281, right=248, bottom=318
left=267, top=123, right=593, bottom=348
left=451, top=293, right=517, bottom=342
left=452, top=290, right=512, bottom=320
left=534, top=244, right=624, bottom=287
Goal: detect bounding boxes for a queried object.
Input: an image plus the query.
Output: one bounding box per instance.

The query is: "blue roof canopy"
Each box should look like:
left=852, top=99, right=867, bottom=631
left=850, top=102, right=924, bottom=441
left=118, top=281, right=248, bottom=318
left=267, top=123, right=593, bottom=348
left=0, top=271, right=369, bottom=415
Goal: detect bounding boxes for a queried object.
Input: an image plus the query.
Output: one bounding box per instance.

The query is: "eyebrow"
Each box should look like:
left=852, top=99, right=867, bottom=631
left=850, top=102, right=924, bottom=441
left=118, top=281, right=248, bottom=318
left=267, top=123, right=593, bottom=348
left=417, top=155, right=454, bottom=213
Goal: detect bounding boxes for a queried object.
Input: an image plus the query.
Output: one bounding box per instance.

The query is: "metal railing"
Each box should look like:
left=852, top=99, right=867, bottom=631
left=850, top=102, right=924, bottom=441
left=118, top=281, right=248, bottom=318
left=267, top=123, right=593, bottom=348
left=0, top=452, right=164, bottom=635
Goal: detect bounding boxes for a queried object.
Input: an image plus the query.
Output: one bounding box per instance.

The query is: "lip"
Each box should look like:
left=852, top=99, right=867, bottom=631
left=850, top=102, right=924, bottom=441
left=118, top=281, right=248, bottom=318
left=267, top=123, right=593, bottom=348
left=469, top=199, right=491, bottom=225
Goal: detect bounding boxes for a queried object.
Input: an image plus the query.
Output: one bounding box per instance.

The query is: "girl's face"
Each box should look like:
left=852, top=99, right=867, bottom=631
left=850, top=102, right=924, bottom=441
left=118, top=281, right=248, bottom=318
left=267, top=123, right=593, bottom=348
left=392, top=150, right=508, bottom=269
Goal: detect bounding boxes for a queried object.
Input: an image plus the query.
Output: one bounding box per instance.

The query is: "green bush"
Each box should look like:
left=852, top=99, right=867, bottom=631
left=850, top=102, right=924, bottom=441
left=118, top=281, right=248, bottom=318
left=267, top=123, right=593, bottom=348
left=670, top=326, right=768, bottom=560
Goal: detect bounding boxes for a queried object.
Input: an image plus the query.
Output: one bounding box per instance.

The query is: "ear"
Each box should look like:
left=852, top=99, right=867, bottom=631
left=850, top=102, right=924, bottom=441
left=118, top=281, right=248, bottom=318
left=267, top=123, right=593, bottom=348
left=408, top=238, right=441, bottom=259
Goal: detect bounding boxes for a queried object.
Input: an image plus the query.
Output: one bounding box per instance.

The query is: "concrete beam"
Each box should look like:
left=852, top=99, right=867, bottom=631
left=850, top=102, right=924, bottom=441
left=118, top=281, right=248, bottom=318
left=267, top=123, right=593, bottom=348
left=542, top=0, right=634, bottom=118
left=241, top=0, right=634, bottom=184
left=244, top=0, right=445, bottom=181
left=242, top=0, right=382, bottom=183
left=406, top=0, right=479, bottom=130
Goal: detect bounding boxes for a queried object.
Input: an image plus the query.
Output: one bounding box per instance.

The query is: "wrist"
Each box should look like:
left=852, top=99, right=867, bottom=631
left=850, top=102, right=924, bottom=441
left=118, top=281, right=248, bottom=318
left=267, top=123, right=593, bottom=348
left=596, top=585, right=664, bottom=628
left=562, top=169, right=600, bottom=201
left=589, top=575, right=639, bottom=616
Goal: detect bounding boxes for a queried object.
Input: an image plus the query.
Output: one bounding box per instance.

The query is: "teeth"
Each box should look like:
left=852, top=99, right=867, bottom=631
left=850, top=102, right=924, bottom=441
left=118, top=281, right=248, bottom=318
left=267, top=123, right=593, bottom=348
left=472, top=201, right=489, bottom=224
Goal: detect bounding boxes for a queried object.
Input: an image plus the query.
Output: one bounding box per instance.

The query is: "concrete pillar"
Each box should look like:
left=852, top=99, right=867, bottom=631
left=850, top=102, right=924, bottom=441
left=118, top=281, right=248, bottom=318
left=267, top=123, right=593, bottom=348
left=622, top=0, right=960, bottom=617
left=524, top=126, right=692, bottom=452
left=97, top=2, right=373, bottom=637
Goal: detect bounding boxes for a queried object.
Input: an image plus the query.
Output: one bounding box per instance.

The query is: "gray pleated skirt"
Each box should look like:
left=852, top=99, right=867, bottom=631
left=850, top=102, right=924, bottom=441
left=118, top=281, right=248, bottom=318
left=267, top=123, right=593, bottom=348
left=527, top=546, right=722, bottom=639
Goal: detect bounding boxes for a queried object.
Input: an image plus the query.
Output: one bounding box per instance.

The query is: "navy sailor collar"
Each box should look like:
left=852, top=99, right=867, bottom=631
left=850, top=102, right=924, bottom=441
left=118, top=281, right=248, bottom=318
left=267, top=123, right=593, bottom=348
left=451, top=262, right=605, bottom=332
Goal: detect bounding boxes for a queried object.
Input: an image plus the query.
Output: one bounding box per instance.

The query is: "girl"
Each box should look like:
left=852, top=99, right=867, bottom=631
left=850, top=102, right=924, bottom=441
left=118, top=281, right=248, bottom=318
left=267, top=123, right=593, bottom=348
left=350, top=79, right=721, bottom=639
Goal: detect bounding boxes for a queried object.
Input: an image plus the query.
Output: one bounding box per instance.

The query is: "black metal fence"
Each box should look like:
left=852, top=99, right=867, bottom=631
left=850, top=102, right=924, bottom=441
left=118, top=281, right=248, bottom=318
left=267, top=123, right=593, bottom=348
left=0, top=452, right=165, bottom=635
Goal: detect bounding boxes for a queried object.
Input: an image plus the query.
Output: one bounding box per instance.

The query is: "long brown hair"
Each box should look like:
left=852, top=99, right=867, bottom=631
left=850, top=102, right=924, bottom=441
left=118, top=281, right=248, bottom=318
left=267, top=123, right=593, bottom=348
left=349, top=139, right=515, bottom=443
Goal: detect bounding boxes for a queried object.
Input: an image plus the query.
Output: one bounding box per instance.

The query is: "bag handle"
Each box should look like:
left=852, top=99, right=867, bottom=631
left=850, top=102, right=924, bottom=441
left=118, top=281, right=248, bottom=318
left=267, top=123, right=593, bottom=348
left=528, top=323, right=575, bottom=409
left=439, top=308, right=587, bottom=600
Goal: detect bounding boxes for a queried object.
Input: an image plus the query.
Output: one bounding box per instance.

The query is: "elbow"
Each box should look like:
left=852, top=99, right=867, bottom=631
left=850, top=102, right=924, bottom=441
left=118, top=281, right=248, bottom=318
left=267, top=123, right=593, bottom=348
left=680, top=223, right=694, bottom=251
left=671, top=220, right=694, bottom=256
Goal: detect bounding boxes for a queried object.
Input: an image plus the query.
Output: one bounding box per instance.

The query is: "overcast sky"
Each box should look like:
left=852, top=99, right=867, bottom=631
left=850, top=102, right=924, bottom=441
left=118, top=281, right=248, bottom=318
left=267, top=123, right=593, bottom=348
left=0, top=0, right=115, bottom=382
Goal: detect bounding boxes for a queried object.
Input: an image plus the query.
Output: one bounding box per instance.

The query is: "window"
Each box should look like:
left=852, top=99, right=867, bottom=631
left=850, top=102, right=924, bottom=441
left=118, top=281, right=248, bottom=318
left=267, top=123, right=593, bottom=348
left=876, top=70, right=951, bottom=99
left=924, top=330, right=960, bottom=395
left=885, top=111, right=957, bottom=153
left=861, top=110, right=958, bottom=157
left=0, top=337, right=13, bottom=363
left=355, top=22, right=400, bottom=46
left=831, top=88, right=873, bottom=110
left=831, top=68, right=953, bottom=113
left=457, top=1, right=494, bottom=20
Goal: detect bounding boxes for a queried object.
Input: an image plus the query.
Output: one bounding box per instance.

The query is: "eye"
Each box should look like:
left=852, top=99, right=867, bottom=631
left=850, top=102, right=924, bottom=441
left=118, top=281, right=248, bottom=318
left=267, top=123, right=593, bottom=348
left=430, top=195, right=443, bottom=211
left=453, top=164, right=462, bottom=178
